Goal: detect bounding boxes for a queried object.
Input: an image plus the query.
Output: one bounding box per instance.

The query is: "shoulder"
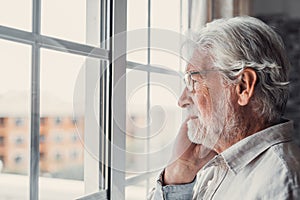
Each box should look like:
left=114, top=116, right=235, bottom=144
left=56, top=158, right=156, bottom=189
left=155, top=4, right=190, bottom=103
left=256, top=140, right=300, bottom=198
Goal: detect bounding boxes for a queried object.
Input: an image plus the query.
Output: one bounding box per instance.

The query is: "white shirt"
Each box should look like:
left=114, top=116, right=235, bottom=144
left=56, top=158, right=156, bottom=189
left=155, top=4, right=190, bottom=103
left=149, top=120, right=300, bottom=199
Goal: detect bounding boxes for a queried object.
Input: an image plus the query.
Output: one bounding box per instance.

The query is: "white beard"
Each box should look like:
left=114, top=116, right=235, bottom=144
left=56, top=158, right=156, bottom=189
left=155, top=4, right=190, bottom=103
left=187, top=114, right=219, bottom=148
left=186, top=93, right=228, bottom=150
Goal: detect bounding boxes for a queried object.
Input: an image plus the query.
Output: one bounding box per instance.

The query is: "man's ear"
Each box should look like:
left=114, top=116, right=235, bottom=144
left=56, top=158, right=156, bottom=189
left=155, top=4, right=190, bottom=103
left=235, top=68, right=257, bottom=106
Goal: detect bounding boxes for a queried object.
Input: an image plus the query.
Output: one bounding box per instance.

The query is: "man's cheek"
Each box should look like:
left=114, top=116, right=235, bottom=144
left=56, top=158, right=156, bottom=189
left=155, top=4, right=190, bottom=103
left=194, top=95, right=212, bottom=119
left=194, top=82, right=210, bottom=96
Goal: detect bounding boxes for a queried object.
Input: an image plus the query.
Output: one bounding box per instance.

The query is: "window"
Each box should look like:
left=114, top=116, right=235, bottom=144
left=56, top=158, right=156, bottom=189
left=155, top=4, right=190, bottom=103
left=40, top=152, right=45, bottom=160
left=70, top=149, right=79, bottom=160
left=0, top=0, right=125, bottom=200
left=15, top=118, right=24, bottom=127
left=0, top=38, right=31, bottom=199
left=0, top=136, right=4, bottom=146
left=40, top=134, right=46, bottom=143
left=40, top=117, right=46, bottom=125
left=53, top=133, right=63, bottom=143
left=71, top=132, right=78, bottom=142
left=54, top=152, right=63, bottom=162
left=125, top=0, right=188, bottom=198
left=0, top=118, right=5, bottom=126
left=54, top=117, right=62, bottom=125
left=72, top=117, right=78, bottom=125
left=15, top=136, right=24, bottom=145
left=14, top=154, right=23, bottom=164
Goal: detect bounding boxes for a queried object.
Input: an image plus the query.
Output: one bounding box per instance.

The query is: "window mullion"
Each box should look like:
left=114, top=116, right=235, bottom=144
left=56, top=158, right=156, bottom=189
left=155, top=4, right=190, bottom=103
left=30, top=0, right=41, bottom=200
left=0, top=26, right=110, bottom=60
left=99, top=0, right=109, bottom=191
left=146, top=0, right=151, bottom=195
left=109, top=0, right=127, bottom=199
left=83, top=0, right=101, bottom=195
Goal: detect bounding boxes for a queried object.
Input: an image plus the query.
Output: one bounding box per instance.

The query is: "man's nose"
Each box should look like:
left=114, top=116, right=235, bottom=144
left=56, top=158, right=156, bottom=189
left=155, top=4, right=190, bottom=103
left=178, top=87, right=193, bottom=108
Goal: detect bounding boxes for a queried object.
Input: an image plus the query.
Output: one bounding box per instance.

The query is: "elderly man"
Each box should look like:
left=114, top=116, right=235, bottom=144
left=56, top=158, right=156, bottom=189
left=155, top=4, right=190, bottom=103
left=148, top=16, right=300, bottom=199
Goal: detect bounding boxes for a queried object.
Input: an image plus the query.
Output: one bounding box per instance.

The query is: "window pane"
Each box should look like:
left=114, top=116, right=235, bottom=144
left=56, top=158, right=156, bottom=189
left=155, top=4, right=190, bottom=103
left=40, top=48, right=86, bottom=199
left=126, top=181, right=147, bottom=200
left=126, top=69, right=148, bottom=168
left=126, top=1, right=186, bottom=198
left=41, top=0, right=100, bottom=46
left=127, top=0, right=148, bottom=64
left=127, top=0, right=148, bottom=31
left=150, top=49, right=183, bottom=71
left=125, top=69, right=184, bottom=198
left=0, top=0, right=32, bottom=31
left=126, top=69, right=148, bottom=198
left=0, top=39, right=31, bottom=200
left=147, top=73, right=183, bottom=191
left=149, top=0, right=185, bottom=71
left=151, top=0, right=181, bottom=32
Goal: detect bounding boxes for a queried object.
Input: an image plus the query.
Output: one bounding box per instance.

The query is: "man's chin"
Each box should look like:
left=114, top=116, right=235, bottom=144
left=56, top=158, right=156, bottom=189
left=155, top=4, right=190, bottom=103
left=187, top=131, right=206, bottom=145
left=188, top=131, right=217, bottom=148
left=188, top=132, right=217, bottom=158
left=186, top=116, right=218, bottom=149
left=187, top=131, right=201, bottom=144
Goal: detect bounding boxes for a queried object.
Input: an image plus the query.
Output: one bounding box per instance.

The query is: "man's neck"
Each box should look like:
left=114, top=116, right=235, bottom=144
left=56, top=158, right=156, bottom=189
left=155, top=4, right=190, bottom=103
left=213, top=116, right=272, bottom=154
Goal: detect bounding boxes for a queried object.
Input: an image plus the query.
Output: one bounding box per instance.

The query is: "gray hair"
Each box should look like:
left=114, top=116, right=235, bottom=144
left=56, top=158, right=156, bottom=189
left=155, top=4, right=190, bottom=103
left=190, top=16, right=290, bottom=123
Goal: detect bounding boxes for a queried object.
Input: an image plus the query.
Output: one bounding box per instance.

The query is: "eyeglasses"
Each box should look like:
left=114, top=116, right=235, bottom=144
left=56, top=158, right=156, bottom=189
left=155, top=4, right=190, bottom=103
left=184, top=69, right=221, bottom=92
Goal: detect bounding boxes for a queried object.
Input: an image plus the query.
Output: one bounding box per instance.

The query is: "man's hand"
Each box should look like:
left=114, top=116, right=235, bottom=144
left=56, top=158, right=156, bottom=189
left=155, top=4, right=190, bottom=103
left=163, top=118, right=217, bottom=185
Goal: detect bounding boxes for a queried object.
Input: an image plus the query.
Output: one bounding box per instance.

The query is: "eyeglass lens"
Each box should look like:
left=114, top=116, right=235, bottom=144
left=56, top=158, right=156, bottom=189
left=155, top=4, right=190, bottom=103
left=184, top=73, right=193, bottom=91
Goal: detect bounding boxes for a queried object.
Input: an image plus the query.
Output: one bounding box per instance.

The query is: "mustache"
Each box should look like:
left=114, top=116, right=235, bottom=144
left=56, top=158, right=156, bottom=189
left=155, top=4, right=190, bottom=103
left=187, top=107, right=200, bottom=117
left=186, top=107, right=203, bottom=123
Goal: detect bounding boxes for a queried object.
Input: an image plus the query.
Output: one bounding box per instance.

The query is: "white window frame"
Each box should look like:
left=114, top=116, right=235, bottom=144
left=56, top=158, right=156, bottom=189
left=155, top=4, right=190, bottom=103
left=0, top=0, right=126, bottom=199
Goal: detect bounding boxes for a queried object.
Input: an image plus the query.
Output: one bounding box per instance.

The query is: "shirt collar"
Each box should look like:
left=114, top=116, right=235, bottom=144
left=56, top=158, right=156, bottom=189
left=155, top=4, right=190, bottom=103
left=218, top=119, right=294, bottom=174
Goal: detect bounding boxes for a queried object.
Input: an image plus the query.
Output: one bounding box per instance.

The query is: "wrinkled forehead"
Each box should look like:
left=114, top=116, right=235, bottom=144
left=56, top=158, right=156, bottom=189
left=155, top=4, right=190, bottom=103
left=185, top=49, right=214, bottom=72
